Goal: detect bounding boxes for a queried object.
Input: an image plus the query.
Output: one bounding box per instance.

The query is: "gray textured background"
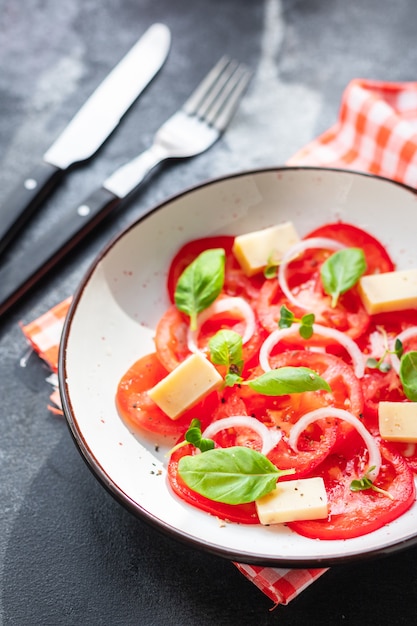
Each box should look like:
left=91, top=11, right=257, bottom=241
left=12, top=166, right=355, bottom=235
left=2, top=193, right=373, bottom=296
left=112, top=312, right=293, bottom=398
left=2, top=0, right=417, bottom=623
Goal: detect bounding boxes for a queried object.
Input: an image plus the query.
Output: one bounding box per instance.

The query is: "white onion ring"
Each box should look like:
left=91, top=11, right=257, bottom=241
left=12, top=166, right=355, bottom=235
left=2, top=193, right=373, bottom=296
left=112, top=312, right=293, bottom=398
left=202, top=415, right=282, bottom=455
left=288, top=407, right=381, bottom=480
left=259, top=323, right=365, bottom=378
left=278, top=237, right=345, bottom=310
left=389, top=326, right=417, bottom=374
left=187, top=296, right=256, bottom=353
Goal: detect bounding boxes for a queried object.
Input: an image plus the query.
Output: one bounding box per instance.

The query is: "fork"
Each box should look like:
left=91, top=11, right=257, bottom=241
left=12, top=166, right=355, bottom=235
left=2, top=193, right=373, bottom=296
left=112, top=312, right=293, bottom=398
left=0, top=57, right=252, bottom=316
left=104, top=56, right=252, bottom=197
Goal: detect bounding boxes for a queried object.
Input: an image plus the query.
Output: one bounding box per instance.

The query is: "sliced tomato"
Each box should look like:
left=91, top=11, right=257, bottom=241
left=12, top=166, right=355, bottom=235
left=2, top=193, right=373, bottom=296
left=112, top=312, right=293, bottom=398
left=154, top=300, right=265, bottom=372
left=360, top=369, right=406, bottom=433
left=238, top=351, right=363, bottom=476
left=115, top=353, right=217, bottom=439
left=167, top=235, right=264, bottom=304
left=356, top=309, right=417, bottom=357
left=267, top=424, right=338, bottom=479
left=167, top=443, right=259, bottom=524
left=305, top=221, right=395, bottom=274
left=287, top=442, right=415, bottom=540
left=254, top=258, right=370, bottom=339
left=391, top=442, right=417, bottom=473
left=154, top=306, right=190, bottom=372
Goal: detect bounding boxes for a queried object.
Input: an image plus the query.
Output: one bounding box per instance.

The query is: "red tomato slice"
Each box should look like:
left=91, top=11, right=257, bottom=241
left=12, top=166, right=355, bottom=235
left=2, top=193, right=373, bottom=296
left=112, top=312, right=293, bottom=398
left=154, top=301, right=265, bottom=372
left=115, top=353, right=217, bottom=439
left=154, top=306, right=190, bottom=372
left=167, top=443, right=259, bottom=524
left=166, top=236, right=264, bottom=304
left=356, top=309, right=417, bottom=429
left=238, top=351, right=364, bottom=476
left=287, top=442, right=415, bottom=540
left=360, top=369, right=406, bottom=433
left=254, top=260, right=370, bottom=339
left=305, top=221, right=395, bottom=274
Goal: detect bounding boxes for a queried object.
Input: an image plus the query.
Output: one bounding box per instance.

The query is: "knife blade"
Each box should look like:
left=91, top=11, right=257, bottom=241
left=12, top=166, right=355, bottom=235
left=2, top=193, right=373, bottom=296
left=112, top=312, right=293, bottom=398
left=0, top=23, right=171, bottom=256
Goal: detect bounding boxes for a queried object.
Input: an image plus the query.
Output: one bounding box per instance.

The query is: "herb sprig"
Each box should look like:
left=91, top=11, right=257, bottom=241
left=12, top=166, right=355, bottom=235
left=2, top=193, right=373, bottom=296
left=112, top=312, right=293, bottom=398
left=278, top=304, right=315, bottom=339
left=350, top=466, right=394, bottom=500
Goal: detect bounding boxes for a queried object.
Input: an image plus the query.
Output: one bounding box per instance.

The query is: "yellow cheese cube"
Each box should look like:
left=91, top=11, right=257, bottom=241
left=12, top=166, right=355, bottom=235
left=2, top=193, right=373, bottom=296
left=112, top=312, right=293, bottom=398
left=255, top=477, right=328, bottom=525
left=378, top=401, right=417, bottom=442
left=358, top=269, right=417, bottom=314
left=232, top=222, right=300, bottom=277
left=147, top=352, right=223, bottom=420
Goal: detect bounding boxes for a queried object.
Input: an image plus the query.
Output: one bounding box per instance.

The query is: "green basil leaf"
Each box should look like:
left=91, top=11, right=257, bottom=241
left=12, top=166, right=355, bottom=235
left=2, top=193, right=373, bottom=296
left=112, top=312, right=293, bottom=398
left=320, top=248, right=367, bottom=307
left=174, top=248, right=225, bottom=330
left=247, top=366, right=331, bottom=396
left=209, top=329, right=243, bottom=368
left=399, top=351, right=417, bottom=401
left=178, top=446, right=292, bottom=504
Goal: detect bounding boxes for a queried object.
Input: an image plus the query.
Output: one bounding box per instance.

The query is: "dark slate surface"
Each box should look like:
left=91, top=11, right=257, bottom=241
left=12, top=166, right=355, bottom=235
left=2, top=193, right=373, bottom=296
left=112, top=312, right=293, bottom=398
left=2, top=1, right=417, bottom=623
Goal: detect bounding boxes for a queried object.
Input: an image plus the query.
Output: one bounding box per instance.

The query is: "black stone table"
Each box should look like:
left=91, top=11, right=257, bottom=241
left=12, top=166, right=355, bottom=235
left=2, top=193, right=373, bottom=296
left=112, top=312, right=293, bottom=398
left=2, top=1, right=417, bottom=623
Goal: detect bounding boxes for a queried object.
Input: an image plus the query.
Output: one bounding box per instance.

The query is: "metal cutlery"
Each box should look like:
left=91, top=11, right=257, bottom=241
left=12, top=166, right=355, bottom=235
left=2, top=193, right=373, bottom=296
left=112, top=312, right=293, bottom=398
left=0, top=56, right=251, bottom=316
left=0, top=23, right=171, bottom=256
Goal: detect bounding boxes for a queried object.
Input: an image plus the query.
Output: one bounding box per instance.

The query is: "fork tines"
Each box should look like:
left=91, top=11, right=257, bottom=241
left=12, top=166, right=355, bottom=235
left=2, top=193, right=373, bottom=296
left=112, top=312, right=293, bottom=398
left=183, top=57, right=252, bottom=131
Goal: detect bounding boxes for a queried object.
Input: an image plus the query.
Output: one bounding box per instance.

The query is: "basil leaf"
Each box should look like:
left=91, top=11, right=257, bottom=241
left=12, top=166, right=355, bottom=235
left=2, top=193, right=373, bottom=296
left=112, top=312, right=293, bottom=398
left=320, top=248, right=367, bottom=307
left=174, top=248, right=225, bottom=330
left=209, top=329, right=243, bottom=368
left=399, top=351, right=417, bottom=401
left=178, top=446, right=292, bottom=504
left=247, top=366, right=331, bottom=396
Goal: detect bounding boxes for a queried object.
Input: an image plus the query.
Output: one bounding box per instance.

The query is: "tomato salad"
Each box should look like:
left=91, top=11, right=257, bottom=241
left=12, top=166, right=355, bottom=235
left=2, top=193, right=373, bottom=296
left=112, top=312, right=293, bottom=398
left=116, top=221, right=417, bottom=540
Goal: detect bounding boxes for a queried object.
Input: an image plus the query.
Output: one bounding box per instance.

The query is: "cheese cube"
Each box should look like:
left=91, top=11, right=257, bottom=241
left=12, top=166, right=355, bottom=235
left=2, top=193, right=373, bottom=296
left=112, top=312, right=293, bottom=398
left=255, top=477, right=328, bottom=525
left=358, top=269, right=417, bottom=314
left=147, top=352, right=223, bottom=420
left=378, top=401, right=417, bottom=442
left=232, top=222, right=300, bottom=277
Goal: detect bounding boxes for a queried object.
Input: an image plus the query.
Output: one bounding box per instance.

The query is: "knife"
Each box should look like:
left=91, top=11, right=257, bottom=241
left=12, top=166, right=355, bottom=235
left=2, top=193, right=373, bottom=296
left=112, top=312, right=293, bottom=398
left=0, top=23, right=171, bottom=256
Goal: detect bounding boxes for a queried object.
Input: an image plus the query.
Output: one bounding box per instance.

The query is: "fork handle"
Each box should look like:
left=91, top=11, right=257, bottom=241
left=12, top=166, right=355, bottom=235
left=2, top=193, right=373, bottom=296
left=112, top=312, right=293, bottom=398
left=103, top=143, right=168, bottom=198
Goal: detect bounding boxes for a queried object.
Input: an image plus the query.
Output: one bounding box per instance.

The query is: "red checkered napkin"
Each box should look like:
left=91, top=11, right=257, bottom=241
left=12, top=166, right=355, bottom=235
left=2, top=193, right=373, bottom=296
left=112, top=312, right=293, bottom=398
left=288, top=78, right=417, bottom=185
left=20, top=79, right=417, bottom=606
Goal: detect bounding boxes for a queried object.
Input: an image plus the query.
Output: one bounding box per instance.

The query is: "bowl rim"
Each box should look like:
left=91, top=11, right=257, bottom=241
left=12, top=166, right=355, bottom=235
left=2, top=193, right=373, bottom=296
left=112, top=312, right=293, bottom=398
left=58, top=165, right=417, bottom=567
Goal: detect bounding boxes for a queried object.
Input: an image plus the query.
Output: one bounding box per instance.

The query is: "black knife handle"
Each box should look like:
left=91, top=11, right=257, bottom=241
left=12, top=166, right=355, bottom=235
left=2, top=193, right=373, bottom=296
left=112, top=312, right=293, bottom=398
left=0, top=186, right=120, bottom=317
left=0, top=161, right=64, bottom=256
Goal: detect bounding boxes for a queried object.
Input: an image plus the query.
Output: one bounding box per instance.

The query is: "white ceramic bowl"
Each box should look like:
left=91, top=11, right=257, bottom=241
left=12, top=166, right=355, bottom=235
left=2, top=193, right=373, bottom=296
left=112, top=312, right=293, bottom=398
left=59, top=166, right=417, bottom=567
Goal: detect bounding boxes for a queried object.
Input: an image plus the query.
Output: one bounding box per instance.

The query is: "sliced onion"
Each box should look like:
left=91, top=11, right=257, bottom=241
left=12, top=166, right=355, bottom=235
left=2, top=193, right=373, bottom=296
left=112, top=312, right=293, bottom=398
left=202, top=415, right=282, bottom=455
left=390, top=326, right=417, bottom=374
left=187, top=296, right=256, bottom=353
left=288, top=407, right=381, bottom=480
left=259, top=323, right=365, bottom=378
left=278, top=237, right=345, bottom=310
